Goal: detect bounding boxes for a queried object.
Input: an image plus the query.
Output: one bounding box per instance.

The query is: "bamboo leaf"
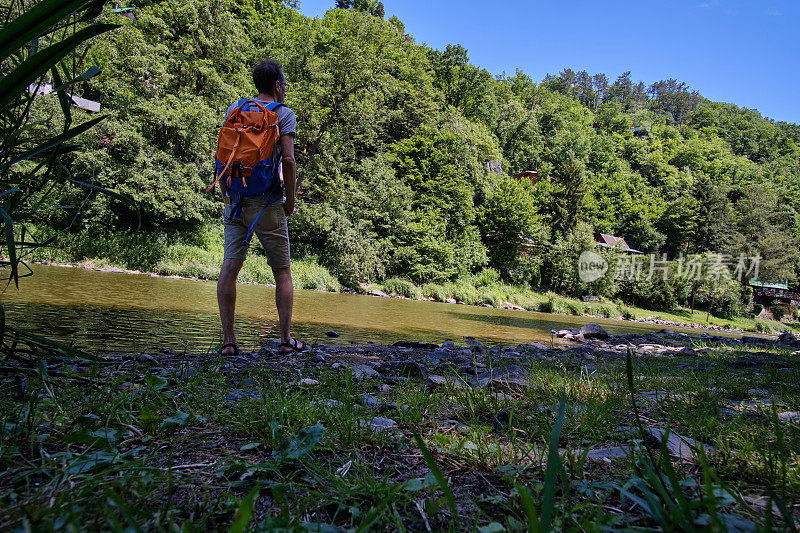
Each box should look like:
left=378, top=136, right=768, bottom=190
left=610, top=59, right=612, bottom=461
left=3, top=115, right=106, bottom=169
left=51, top=66, right=72, bottom=129
left=0, top=23, right=119, bottom=109
left=0, top=205, right=18, bottom=289
left=0, top=0, right=95, bottom=63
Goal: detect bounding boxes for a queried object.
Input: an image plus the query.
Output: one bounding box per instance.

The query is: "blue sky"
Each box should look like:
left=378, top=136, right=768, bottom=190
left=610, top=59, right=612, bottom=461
left=298, top=0, right=800, bottom=124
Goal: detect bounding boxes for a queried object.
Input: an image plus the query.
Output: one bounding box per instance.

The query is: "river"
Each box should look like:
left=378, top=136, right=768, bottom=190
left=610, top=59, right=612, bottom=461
left=0, top=264, right=719, bottom=354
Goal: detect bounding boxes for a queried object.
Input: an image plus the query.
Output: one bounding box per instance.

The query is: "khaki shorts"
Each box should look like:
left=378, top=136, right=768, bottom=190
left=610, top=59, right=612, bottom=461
left=223, top=198, right=290, bottom=268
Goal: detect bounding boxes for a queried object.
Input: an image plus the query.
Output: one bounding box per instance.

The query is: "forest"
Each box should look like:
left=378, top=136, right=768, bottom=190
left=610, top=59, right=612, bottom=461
left=27, top=0, right=800, bottom=319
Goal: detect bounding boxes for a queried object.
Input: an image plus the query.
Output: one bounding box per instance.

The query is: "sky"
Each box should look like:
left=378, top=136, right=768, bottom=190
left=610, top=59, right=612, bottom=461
left=298, top=0, right=800, bottom=124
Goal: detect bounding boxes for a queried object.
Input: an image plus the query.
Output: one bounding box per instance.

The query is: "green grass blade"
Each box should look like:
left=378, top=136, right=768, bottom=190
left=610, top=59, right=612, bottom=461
left=355, top=484, right=402, bottom=533
left=540, top=394, right=567, bottom=533
left=412, top=428, right=461, bottom=531
left=515, top=482, right=540, bottom=533
left=0, top=23, right=119, bottom=109
left=0, top=0, right=93, bottom=63
left=229, top=483, right=261, bottom=533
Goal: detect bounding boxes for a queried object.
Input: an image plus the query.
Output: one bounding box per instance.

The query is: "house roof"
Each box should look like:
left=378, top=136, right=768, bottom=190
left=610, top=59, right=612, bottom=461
left=595, top=233, right=643, bottom=254
left=749, top=279, right=789, bottom=290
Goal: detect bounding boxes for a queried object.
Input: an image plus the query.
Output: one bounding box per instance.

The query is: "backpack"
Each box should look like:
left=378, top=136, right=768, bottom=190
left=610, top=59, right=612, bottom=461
left=208, top=99, right=285, bottom=208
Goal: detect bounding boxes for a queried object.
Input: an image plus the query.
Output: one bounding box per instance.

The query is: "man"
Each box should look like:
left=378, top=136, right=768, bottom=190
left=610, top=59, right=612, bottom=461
left=216, top=58, right=308, bottom=356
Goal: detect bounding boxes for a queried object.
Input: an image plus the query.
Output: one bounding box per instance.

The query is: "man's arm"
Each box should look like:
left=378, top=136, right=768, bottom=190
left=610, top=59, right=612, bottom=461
left=280, top=132, right=296, bottom=216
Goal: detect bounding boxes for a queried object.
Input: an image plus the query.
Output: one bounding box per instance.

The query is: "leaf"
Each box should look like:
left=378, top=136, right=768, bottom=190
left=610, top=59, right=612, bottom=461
left=51, top=65, right=102, bottom=93
left=0, top=0, right=97, bottom=63
left=2, top=115, right=107, bottom=169
left=0, top=23, right=119, bottom=109
left=0, top=204, right=19, bottom=289
left=143, top=374, right=167, bottom=390
left=478, top=523, right=505, bottom=533
left=159, top=412, right=189, bottom=430
left=239, top=442, right=262, bottom=451
left=272, top=424, right=324, bottom=462
left=229, top=483, right=260, bottom=533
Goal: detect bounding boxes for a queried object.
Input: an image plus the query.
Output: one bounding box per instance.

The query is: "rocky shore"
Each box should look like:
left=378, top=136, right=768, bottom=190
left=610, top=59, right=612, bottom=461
left=123, top=324, right=800, bottom=463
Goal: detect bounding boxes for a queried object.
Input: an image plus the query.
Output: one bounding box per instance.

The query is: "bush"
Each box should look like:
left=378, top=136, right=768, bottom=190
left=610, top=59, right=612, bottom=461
left=472, top=268, right=500, bottom=288
left=621, top=306, right=636, bottom=320
left=421, top=283, right=448, bottom=302
left=771, top=305, right=787, bottom=321
left=381, top=278, right=421, bottom=299
left=754, top=320, right=773, bottom=333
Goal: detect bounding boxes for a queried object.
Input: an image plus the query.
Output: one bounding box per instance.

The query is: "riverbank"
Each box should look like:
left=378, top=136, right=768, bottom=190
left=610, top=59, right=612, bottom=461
left=2, top=325, right=798, bottom=529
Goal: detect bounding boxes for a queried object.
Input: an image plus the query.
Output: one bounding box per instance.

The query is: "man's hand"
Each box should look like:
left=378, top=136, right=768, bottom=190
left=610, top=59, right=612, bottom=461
left=283, top=197, right=295, bottom=216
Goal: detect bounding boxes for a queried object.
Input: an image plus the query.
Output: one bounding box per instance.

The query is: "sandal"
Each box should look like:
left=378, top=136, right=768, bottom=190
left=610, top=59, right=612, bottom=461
left=278, top=339, right=310, bottom=354
left=220, top=342, right=240, bottom=357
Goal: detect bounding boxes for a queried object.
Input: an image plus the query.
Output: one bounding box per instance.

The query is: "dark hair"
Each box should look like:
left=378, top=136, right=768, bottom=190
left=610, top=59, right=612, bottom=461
left=253, top=58, right=284, bottom=95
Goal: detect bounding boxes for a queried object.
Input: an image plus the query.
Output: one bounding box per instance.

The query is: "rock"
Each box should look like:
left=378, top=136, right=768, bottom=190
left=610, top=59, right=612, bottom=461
left=423, top=348, right=457, bottom=365
left=742, top=335, right=770, bottom=345
left=441, top=341, right=456, bottom=350
left=644, top=428, right=715, bottom=460
left=493, top=407, right=514, bottom=429
left=637, top=391, right=670, bottom=402
left=309, top=352, right=327, bottom=364
left=747, top=388, right=770, bottom=397
left=777, top=331, right=797, bottom=344
left=470, top=344, right=488, bottom=354
left=376, top=360, right=426, bottom=378
left=382, top=376, right=408, bottom=386
left=657, top=329, right=676, bottom=335
left=313, top=399, right=344, bottom=410
left=325, top=330, right=340, bottom=338
left=676, top=346, right=697, bottom=356
left=556, top=328, right=580, bottom=338
left=475, top=365, right=534, bottom=392
left=359, top=394, right=382, bottom=409
left=360, top=416, right=399, bottom=434
left=499, top=301, right=525, bottom=310
left=445, top=298, right=457, bottom=304
left=367, top=289, right=390, bottom=297
left=425, top=375, right=465, bottom=391
left=350, top=364, right=380, bottom=380
left=137, top=354, right=160, bottom=365
left=225, top=389, right=261, bottom=402
left=576, top=446, right=631, bottom=461
left=393, top=341, right=438, bottom=350
left=778, top=411, right=800, bottom=424
left=580, top=323, right=610, bottom=339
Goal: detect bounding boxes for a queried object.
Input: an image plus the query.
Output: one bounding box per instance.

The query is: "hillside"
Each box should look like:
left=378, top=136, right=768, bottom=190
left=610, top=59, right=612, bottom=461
left=35, top=0, right=800, bottom=318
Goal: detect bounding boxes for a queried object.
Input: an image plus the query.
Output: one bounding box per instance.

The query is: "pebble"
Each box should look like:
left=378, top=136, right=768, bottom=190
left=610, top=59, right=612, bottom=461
left=298, top=378, right=319, bottom=387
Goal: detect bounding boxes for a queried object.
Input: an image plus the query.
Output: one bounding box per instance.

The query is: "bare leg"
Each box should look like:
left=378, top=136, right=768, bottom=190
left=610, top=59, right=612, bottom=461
left=218, top=258, right=244, bottom=355
left=272, top=266, right=293, bottom=345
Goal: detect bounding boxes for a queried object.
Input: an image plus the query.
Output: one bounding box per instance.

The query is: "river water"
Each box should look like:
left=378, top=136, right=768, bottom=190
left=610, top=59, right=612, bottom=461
left=1, top=264, right=714, bottom=354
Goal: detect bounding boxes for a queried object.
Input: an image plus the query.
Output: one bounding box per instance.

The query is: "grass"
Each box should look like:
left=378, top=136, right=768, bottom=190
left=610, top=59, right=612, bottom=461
left=29, top=225, right=795, bottom=333
left=1, top=332, right=799, bottom=530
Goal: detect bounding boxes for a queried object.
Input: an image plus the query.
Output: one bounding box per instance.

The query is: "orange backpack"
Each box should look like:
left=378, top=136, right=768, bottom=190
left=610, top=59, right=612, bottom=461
left=208, top=99, right=284, bottom=203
